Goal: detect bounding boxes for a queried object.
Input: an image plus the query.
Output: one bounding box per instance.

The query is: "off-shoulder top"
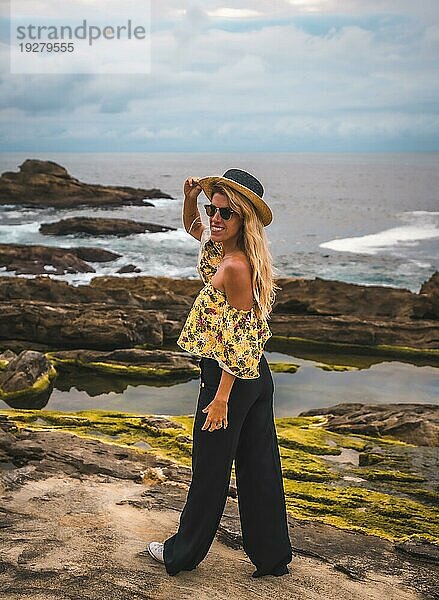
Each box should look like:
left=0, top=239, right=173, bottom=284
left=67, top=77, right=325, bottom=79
left=176, top=227, right=272, bottom=379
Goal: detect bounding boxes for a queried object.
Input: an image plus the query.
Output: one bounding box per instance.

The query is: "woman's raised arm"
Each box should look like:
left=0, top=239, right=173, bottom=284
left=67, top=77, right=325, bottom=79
left=183, top=177, right=205, bottom=241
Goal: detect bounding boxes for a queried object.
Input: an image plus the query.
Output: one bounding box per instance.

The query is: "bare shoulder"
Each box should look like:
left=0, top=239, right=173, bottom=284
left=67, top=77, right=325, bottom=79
left=222, top=252, right=252, bottom=285
left=222, top=253, right=253, bottom=310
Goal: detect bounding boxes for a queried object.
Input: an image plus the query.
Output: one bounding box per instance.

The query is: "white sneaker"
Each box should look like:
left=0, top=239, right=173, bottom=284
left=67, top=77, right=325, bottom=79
left=147, top=541, right=165, bottom=563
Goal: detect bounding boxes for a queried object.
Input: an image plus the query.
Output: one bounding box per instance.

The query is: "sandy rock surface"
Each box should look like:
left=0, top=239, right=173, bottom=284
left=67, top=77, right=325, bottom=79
left=1, top=423, right=437, bottom=600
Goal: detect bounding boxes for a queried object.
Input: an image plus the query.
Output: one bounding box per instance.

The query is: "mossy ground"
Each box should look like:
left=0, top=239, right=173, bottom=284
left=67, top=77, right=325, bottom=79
left=1, top=408, right=437, bottom=547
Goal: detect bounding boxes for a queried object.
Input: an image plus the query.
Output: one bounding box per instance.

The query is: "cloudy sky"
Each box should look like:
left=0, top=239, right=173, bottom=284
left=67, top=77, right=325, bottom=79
left=1, top=0, right=439, bottom=152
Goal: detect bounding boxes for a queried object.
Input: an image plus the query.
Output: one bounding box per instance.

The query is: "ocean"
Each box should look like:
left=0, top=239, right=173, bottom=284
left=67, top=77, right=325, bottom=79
left=0, top=151, right=438, bottom=292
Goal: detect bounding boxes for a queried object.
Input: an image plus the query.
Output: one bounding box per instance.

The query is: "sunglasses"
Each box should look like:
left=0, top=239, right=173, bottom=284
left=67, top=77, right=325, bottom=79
left=204, top=204, right=237, bottom=220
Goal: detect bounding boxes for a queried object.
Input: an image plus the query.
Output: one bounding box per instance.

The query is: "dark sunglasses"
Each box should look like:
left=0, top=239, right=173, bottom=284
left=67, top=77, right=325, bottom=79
left=204, top=204, right=237, bottom=220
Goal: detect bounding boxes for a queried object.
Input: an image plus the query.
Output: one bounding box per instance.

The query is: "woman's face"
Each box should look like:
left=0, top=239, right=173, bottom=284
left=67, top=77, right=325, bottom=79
left=209, top=192, right=242, bottom=242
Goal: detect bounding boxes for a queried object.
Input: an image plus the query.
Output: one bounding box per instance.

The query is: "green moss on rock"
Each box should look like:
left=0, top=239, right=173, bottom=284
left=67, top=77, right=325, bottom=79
left=398, top=487, right=439, bottom=504
left=279, top=445, right=339, bottom=483
left=0, top=365, right=57, bottom=401
left=268, top=362, right=300, bottom=373
left=283, top=479, right=439, bottom=542
left=358, top=452, right=387, bottom=466
left=276, top=416, right=368, bottom=455
left=46, top=354, right=200, bottom=381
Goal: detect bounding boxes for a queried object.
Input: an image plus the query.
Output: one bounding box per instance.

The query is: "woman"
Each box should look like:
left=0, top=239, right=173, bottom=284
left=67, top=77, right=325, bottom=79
left=146, top=169, right=293, bottom=578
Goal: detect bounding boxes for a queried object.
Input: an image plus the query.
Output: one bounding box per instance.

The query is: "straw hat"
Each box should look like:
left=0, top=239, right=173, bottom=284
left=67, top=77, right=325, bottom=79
left=199, top=168, right=272, bottom=227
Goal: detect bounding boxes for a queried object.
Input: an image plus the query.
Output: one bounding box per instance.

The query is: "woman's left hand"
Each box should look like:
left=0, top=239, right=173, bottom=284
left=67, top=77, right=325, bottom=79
left=201, top=397, right=228, bottom=432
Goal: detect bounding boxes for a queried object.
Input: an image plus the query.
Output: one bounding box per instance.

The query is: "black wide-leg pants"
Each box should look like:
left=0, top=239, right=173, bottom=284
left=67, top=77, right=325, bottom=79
left=163, top=354, right=293, bottom=577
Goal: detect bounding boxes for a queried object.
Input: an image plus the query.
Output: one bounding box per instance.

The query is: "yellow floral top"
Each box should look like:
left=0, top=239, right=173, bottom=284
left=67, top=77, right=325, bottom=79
left=177, top=227, right=272, bottom=379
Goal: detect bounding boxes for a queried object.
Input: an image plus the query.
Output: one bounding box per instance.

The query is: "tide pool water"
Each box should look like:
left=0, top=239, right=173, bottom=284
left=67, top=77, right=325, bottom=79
left=0, top=351, right=437, bottom=416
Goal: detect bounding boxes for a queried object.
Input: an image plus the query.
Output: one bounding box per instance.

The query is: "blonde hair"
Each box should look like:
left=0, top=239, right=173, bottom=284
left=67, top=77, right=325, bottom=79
left=209, top=183, right=281, bottom=321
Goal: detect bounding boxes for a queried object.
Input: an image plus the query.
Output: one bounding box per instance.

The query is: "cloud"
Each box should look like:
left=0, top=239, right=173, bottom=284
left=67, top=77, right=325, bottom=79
left=286, top=0, right=334, bottom=14
left=207, top=8, right=263, bottom=18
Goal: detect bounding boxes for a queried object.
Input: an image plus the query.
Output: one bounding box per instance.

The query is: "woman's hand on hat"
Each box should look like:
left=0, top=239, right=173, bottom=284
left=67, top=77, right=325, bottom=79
left=184, top=177, right=202, bottom=201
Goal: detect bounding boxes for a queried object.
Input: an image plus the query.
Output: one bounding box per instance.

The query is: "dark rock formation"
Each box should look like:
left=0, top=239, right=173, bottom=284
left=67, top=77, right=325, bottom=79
left=0, top=349, right=17, bottom=364
left=299, top=403, right=439, bottom=447
left=0, top=159, right=173, bottom=208
left=91, top=270, right=439, bottom=327
left=0, top=274, right=190, bottom=310
left=273, top=273, right=438, bottom=320
left=0, top=273, right=438, bottom=353
left=268, top=312, right=439, bottom=350
left=419, top=270, right=439, bottom=320
left=40, top=217, right=177, bottom=237
left=117, top=264, right=141, bottom=274
left=46, top=348, right=200, bottom=379
left=0, top=350, right=57, bottom=401
left=0, top=243, right=121, bottom=275
left=0, top=302, right=167, bottom=350
left=89, top=274, right=203, bottom=303
left=72, top=272, right=439, bottom=351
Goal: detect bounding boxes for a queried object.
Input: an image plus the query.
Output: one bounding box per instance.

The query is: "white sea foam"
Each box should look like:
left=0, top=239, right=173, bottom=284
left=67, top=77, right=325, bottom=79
left=409, top=260, right=432, bottom=268
left=0, top=222, right=41, bottom=243
left=1, top=210, right=37, bottom=218
left=320, top=211, right=439, bottom=255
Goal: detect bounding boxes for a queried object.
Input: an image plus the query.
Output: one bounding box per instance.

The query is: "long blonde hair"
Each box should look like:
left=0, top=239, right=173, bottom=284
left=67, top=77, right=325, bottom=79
left=208, top=182, right=281, bottom=321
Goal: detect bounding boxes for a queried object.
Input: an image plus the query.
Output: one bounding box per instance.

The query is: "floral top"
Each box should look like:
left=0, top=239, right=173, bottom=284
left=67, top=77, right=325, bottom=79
left=177, top=227, right=272, bottom=379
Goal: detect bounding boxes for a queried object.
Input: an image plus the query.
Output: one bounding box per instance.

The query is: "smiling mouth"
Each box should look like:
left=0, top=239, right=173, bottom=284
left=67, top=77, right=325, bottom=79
left=211, top=225, right=225, bottom=232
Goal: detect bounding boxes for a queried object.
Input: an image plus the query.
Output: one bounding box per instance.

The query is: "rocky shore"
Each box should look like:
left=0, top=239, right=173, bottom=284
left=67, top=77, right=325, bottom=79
left=0, top=243, right=122, bottom=275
